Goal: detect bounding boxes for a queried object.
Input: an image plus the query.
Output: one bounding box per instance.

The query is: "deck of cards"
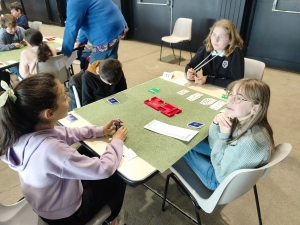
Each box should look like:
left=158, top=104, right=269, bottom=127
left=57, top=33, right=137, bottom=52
left=107, top=97, right=120, bottom=105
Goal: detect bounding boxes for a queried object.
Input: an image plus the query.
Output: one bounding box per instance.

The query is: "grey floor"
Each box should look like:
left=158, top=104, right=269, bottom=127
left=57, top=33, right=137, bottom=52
left=0, top=24, right=299, bottom=225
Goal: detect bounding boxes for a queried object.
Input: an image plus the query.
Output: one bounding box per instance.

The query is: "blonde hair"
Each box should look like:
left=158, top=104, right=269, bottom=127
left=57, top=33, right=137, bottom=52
left=204, top=19, right=243, bottom=57
left=0, top=14, right=16, bottom=29
left=227, top=78, right=275, bottom=153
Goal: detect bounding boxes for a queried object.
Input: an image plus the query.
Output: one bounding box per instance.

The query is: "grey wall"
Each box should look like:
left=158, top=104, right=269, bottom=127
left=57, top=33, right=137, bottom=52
left=246, top=0, right=300, bottom=71
left=132, top=0, right=247, bottom=52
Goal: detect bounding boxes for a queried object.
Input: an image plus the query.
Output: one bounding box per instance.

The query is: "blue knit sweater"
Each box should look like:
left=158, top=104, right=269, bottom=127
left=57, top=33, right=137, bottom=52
left=62, top=0, right=126, bottom=56
left=0, top=26, right=25, bottom=51
left=208, top=123, right=271, bottom=183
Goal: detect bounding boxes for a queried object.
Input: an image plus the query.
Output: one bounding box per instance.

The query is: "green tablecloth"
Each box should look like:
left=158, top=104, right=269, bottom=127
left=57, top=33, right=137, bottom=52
left=74, top=78, right=226, bottom=172
left=0, top=42, right=61, bottom=69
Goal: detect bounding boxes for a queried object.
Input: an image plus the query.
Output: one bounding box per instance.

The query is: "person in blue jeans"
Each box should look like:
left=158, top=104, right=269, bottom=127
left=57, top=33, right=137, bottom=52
left=183, top=78, right=275, bottom=190
left=62, top=0, right=128, bottom=63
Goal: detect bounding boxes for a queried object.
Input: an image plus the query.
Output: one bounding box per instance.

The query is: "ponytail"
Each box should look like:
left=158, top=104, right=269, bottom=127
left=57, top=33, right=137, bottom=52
left=24, top=28, right=54, bottom=62
left=37, top=42, right=53, bottom=62
left=0, top=73, right=59, bottom=156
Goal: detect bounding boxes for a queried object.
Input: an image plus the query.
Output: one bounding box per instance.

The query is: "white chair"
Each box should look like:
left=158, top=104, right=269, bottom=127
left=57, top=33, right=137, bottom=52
left=31, top=21, right=42, bottom=31
left=35, top=55, right=71, bottom=85
left=0, top=198, right=111, bottom=225
left=162, top=143, right=292, bottom=225
left=160, top=18, right=193, bottom=65
left=244, top=58, right=265, bottom=80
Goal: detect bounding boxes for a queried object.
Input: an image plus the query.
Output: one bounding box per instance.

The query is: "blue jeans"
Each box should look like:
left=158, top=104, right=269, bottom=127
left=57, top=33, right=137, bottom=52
left=90, top=42, right=119, bottom=64
left=8, top=65, right=22, bottom=79
left=183, top=139, right=220, bottom=191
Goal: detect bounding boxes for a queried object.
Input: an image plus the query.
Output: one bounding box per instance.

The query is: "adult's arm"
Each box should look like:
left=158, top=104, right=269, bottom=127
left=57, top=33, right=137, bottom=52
left=62, top=0, right=88, bottom=57
left=206, top=48, right=244, bottom=88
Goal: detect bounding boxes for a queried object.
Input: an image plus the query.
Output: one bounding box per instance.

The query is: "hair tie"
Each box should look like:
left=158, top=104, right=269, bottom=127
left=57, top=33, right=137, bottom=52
left=0, top=81, right=17, bottom=107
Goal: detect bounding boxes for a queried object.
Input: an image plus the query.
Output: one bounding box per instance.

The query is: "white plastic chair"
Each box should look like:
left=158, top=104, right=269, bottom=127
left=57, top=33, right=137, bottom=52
left=244, top=58, right=265, bottom=80
left=162, top=143, right=292, bottom=225
left=35, top=55, right=71, bottom=85
left=160, top=18, right=193, bottom=65
left=0, top=198, right=111, bottom=225
left=31, top=21, right=42, bottom=31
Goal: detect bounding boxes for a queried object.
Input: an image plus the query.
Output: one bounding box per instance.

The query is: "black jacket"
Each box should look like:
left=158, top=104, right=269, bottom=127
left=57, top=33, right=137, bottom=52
left=185, top=46, right=244, bottom=88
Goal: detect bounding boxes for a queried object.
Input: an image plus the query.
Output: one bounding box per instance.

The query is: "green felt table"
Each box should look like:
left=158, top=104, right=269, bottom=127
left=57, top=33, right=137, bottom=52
left=0, top=41, right=62, bottom=70
left=74, top=78, right=226, bottom=172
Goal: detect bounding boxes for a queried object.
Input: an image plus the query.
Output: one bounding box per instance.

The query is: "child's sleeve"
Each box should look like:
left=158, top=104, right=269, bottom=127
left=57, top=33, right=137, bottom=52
left=54, top=126, right=104, bottom=145
left=0, top=37, right=16, bottom=51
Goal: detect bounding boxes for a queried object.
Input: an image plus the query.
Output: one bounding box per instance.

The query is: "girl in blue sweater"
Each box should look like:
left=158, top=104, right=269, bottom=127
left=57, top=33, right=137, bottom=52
left=184, top=78, right=275, bottom=190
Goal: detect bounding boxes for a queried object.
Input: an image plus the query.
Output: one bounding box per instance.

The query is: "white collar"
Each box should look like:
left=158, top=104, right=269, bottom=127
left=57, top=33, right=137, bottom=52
left=211, top=50, right=224, bottom=57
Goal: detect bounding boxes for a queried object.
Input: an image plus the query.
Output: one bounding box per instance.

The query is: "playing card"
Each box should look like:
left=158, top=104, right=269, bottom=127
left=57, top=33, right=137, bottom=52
left=162, top=72, right=173, bottom=80
left=177, top=89, right=190, bottom=95
left=66, top=114, right=78, bottom=122
left=200, top=98, right=217, bottom=105
left=210, top=100, right=227, bottom=110
left=187, top=122, right=205, bottom=129
left=107, top=97, right=120, bottom=104
left=186, top=93, right=203, bottom=101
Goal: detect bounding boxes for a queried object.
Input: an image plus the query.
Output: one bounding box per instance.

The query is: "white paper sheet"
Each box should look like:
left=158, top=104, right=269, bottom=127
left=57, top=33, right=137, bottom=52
left=174, top=78, right=190, bottom=86
left=144, top=120, right=198, bottom=142
left=123, top=145, right=137, bottom=162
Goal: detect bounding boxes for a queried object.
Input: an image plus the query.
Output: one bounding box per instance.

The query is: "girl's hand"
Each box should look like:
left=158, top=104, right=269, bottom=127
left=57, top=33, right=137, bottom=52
left=112, top=126, right=128, bottom=141
left=186, top=68, right=197, bottom=80
left=103, top=119, right=123, bottom=136
left=194, top=75, right=207, bottom=85
left=215, top=112, right=232, bottom=134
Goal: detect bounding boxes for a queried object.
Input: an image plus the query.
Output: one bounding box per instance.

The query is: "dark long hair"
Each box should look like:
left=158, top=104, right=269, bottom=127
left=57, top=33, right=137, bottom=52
left=0, top=73, right=59, bottom=156
left=24, top=28, right=53, bottom=62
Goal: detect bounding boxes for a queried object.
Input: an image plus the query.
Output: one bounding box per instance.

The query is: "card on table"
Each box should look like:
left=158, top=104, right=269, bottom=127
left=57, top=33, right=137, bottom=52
left=177, top=89, right=190, bottom=95
left=66, top=113, right=78, bottom=123
left=200, top=98, right=217, bottom=105
left=187, top=122, right=205, bottom=129
left=162, top=72, right=173, bottom=80
left=186, top=93, right=203, bottom=101
left=107, top=97, right=120, bottom=105
left=210, top=100, right=227, bottom=110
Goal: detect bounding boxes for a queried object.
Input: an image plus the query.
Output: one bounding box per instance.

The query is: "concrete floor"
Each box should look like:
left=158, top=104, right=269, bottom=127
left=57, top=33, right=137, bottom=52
left=0, top=24, right=299, bottom=225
